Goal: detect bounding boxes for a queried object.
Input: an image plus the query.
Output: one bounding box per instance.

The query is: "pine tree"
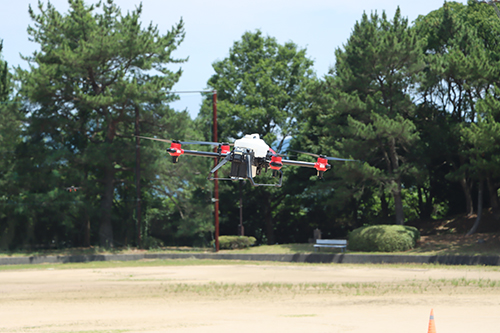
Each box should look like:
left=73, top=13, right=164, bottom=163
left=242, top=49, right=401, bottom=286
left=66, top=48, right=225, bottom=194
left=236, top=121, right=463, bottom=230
left=20, top=0, right=186, bottom=247
left=0, top=41, right=25, bottom=250
left=415, top=1, right=500, bottom=217
left=302, top=8, right=423, bottom=225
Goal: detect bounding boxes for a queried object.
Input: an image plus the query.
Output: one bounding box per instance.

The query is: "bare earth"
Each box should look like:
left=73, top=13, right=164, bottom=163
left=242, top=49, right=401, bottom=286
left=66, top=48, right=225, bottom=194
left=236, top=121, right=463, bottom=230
left=1, top=263, right=500, bottom=333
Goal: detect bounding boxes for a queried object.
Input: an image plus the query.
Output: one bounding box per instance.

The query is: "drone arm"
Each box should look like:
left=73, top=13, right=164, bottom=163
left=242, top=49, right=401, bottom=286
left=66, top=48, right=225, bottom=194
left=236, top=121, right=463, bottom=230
left=282, top=159, right=331, bottom=180
left=183, top=150, right=228, bottom=158
left=281, top=160, right=332, bottom=170
left=210, top=154, right=232, bottom=174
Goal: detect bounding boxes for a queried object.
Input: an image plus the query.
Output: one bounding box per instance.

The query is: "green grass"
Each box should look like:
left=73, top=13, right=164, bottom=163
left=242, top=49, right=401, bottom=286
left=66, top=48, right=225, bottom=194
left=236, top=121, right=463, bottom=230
left=227, top=242, right=500, bottom=256
left=219, top=243, right=316, bottom=254
left=0, top=246, right=211, bottom=258
left=2, top=231, right=500, bottom=260
left=155, top=278, right=500, bottom=296
left=1, top=257, right=500, bottom=272
left=0, top=258, right=259, bottom=271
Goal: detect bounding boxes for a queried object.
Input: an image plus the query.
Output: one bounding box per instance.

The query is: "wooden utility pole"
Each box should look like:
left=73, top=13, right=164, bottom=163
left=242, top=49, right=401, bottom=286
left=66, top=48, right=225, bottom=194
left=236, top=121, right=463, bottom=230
left=135, top=105, right=142, bottom=248
left=239, top=180, right=244, bottom=236
left=213, top=91, right=219, bottom=252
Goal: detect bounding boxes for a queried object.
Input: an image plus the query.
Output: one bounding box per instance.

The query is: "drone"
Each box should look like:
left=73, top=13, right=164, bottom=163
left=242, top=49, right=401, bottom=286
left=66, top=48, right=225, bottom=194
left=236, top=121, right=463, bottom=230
left=65, top=186, right=81, bottom=192
left=137, top=134, right=357, bottom=187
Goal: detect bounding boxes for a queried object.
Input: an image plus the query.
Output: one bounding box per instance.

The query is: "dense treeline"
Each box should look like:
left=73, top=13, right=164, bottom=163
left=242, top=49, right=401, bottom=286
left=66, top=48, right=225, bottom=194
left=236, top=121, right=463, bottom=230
left=1, top=0, right=499, bottom=250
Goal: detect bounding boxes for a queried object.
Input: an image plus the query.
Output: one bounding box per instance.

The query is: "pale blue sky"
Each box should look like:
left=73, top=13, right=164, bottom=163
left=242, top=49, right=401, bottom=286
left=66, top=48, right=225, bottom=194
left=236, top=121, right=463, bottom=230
left=1, top=0, right=467, bottom=118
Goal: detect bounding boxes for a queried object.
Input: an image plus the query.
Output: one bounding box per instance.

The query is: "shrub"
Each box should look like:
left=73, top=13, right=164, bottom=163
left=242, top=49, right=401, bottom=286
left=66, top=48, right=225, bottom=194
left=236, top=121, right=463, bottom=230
left=348, top=225, right=420, bottom=252
left=216, top=236, right=257, bottom=249
left=142, top=236, right=164, bottom=249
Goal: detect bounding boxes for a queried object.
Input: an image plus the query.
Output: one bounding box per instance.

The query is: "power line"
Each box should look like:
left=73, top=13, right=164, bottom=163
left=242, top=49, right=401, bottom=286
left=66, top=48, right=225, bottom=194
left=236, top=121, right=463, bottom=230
left=168, top=90, right=215, bottom=94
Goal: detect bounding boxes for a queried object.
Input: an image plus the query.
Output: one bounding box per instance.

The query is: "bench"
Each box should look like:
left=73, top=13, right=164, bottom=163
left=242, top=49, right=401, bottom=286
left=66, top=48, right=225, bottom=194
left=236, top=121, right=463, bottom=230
left=313, top=239, right=347, bottom=252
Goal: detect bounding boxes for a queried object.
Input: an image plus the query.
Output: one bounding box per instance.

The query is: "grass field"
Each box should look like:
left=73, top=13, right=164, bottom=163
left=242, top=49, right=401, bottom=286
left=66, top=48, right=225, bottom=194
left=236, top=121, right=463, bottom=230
left=2, top=205, right=499, bottom=332
left=1, top=259, right=500, bottom=332
left=2, top=231, right=499, bottom=258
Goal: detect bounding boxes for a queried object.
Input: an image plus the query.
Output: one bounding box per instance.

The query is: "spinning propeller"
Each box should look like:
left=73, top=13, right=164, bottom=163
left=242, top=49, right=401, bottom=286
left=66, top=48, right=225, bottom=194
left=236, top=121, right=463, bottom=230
left=289, top=150, right=358, bottom=162
left=136, top=136, right=232, bottom=163
left=135, top=136, right=233, bottom=147
left=289, top=150, right=359, bottom=179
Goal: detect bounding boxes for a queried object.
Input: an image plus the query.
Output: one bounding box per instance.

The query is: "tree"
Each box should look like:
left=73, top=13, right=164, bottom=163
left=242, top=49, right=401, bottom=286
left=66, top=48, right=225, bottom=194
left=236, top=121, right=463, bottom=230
left=415, top=1, right=500, bottom=217
left=461, top=109, right=500, bottom=234
left=0, top=41, right=25, bottom=250
left=138, top=106, right=215, bottom=247
left=198, top=30, right=314, bottom=244
left=300, top=8, right=423, bottom=225
left=20, top=0, right=186, bottom=247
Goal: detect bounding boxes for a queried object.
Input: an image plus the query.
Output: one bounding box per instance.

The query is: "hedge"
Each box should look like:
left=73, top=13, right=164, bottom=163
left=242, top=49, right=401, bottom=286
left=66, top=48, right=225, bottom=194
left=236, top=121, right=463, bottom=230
left=348, top=225, right=420, bottom=252
left=216, top=236, right=257, bottom=249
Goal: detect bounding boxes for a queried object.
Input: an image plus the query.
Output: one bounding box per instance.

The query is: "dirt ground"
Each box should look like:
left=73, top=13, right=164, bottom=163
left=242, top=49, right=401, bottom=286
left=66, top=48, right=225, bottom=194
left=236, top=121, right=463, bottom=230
left=1, top=263, right=500, bottom=333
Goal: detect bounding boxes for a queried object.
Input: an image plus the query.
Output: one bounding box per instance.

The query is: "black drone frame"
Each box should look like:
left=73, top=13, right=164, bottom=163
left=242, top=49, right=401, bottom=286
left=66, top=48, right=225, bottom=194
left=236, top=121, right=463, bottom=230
left=204, top=149, right=330, bottom=187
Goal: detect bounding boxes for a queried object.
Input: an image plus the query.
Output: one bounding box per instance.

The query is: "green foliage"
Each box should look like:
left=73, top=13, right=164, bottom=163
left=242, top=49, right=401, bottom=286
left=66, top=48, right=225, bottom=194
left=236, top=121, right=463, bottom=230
left=294, top=8, right=423, bottom=227
left=414, top=1, right=500, bottom=217
left=18, top=0, right=186, bottom=247
left=216, top=236, right=257, bottom=250
left=141, top=235, right=164, bottom=249
left=200, top=30, right=314, bottom=146
left=0, top=42, right=26, bottom=251
left=5, top=0, right=206, bottom=250
left=197, top=30, right=315, bottom=245
left=4, top=0, right=500, bottom=250
left=348, top=225, right=420, bottom=252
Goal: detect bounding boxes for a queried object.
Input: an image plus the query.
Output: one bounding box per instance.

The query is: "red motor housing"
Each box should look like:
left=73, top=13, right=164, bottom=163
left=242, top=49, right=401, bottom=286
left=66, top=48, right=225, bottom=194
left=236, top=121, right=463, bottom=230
left=220, top=144, right=231, bottom=155
left=168, top=142, right=184, bottom=157
left=167, top=142, right=184, bottom=163
left=270, top=155, right=283, bottom=170
left=314, top=157, right=328, bottom=172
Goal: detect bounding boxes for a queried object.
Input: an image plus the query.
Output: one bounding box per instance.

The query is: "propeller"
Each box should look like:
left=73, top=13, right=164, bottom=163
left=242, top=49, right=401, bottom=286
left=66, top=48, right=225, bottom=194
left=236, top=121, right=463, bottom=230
left=267, top=148, right=295, bottom=159
left=136, top=136, right=233, bottom=146
left=288, top=149, right=358, bottom=162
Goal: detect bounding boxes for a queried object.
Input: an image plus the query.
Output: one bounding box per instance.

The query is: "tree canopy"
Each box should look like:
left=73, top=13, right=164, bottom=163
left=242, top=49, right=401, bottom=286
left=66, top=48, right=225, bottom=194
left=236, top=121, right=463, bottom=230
left=198, top=30, right=315, bottom=244
left=1, top=0, right=500, bottom=251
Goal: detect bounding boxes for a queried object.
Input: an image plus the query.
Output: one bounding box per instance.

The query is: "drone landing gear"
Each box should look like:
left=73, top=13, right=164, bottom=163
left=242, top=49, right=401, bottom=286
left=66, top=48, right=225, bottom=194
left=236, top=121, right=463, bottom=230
left=244, top=154, right=282, bottom=187
left=207, top=153, right=283, bottom=187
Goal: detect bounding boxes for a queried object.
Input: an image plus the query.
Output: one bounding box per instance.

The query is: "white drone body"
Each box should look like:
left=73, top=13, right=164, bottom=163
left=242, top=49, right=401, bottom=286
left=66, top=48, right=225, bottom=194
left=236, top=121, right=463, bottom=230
left=232, top=134, right=270, bottom=178
left=233, top=134, right=270, bottom=158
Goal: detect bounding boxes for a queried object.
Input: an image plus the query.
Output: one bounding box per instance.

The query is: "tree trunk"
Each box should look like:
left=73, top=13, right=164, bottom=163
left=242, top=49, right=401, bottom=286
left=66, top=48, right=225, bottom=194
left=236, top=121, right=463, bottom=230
left=387, top=139, right=404, bottom=225
left=82, top=169, right=91, bottom=247
left=459, top=177, right=474, bottom=216
left=265, top=210, right=275, bottom=245
left=467, top=179, right=483, bottom=236
left=417, top=186, right=432, bottom=220
left=264, top=193, right=275, bottom=245
left=99, top=165, right=114, bottom=247
left=392, top=180, right=405, bottom=225
left=486, top=176, right=500, bottom=217
left=83, top=207, right=90, bottom=247
left=380, top=192, right=389, bottom=219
